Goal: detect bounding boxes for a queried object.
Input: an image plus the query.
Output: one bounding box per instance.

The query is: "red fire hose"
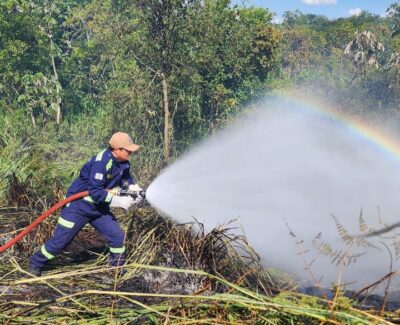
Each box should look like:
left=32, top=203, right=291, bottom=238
left=0, top=191, right=89, bottom=254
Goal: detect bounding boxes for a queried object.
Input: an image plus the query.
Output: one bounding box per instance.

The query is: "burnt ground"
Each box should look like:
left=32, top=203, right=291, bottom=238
left=298, top=286, right=400, bottom=312
left=0, top=205, right=277, bottom=317
left=2, top=211, right=400, bottom=316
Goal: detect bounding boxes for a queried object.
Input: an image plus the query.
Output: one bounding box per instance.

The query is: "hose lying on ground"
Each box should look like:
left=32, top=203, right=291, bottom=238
left=0, top=191, right=89, bottom=253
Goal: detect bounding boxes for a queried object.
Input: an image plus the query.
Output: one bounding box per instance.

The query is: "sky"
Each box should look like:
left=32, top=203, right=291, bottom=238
left=234, top=0, right=397, bottom=22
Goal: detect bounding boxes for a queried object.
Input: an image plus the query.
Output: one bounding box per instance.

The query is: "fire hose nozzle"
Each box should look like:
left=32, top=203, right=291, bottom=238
left=110, top=187, right=148, bottom=207
left=138, top=190, right=146, bottom=200
left=119, top=188, right=146, bottom=199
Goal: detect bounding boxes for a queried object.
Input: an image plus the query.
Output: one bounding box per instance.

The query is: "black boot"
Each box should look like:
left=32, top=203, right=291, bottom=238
left=29, top=267, right=42, bottom=277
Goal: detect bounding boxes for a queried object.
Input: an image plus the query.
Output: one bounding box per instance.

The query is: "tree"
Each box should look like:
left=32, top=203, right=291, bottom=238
left=135, top=0, right=196, bottom=161
left=185, top=3, right=279, bottom=125
left=0, top=0, right=48, bottom=107
left=387, top=2, right=400, bottom=38
left=59, top=0, right=279, bottom=160
left=29, top=0, right=76, bottom=125
left=135, top=1, right=279, bottom=160
left=324, top=20, right=355, bottom=50
left=280, top=26, right=326, bottom=78
left=282, top=10, right=330, bottom=32
left=346, top=11, right=381, bottom=30
left=386, top=51, right=400, bottom=86
left=18, top=73, right=61, bottom=127
left=344, top=31, right=385, bottom=76
left=0, top=0, right=78, bottom=126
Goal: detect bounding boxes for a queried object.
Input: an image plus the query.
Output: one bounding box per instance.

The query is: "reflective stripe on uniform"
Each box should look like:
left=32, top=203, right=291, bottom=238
left=84, top=194, right=112, bottom=203
left=41, top=245, right=55, bottom=260
left=105, top=192, right=113, bottom=203
left=58, top=216, right=75, bottom=228
left=84, top=196, right=96, bottom=203
left=110, top=246, right=125, bottom=254
left=96, top=149, right=106, bottom=161
left=106, top=159, right=113, bottom=171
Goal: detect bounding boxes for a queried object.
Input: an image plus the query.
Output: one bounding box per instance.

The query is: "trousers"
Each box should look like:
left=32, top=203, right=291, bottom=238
left=29, top=200, right=125, bottom=269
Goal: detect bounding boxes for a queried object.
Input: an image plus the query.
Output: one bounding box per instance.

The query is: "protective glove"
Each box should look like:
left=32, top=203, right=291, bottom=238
left=128, top=184, right=142, bottom=193
left=110, top=196, right=135, bottom=210
left=109, top=187, right=121, bottom=196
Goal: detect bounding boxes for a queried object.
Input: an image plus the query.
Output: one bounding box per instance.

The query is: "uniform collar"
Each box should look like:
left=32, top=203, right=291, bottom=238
left=107, top=149, right=130, bottom=168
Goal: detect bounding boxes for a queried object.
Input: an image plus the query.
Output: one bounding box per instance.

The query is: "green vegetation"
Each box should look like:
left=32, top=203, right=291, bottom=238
left=0, top=206, right=396, bottom=324
left=2, top=0, right=400, bottom=323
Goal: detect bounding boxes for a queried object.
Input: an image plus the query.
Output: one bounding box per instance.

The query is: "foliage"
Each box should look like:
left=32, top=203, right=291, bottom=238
left=0, top=0, right=47, bottom=106
left=344, top=30, right=385, bottom=71
left=2, top=1, right=400, bottom=322
left=280, top=25, right=327, bottom=79
left=387, top=2, right=400, bottom=38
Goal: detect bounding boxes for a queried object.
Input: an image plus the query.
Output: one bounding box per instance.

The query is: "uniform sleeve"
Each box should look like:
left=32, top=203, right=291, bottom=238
left=88, top=161, right=113, bottom=203
left=120, top=164, right=135, bottom=187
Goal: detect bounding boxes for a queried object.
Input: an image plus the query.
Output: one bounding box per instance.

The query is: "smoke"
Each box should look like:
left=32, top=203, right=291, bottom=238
left=146, top=96, right=400, bottom=291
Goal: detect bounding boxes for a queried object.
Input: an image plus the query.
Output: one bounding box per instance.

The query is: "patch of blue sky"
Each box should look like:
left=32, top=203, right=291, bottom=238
left=232, top=0, right=396, bottom=21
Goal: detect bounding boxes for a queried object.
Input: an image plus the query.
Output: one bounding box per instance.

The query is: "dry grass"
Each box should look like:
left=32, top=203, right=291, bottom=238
left=0, top=175, right=397, bottom=324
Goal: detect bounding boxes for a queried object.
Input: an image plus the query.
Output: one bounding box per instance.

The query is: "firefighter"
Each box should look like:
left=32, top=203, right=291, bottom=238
left=29, top=132, right=142, bottom=276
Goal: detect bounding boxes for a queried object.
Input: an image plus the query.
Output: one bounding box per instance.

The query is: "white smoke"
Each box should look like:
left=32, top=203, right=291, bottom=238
left=147, top=96, right=400, bottom=292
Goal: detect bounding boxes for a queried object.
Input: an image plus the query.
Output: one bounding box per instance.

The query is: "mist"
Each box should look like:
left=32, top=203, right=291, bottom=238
left=146, top=95, right=400, bottom=291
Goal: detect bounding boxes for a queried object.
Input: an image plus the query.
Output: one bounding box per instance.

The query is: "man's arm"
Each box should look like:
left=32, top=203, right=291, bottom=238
left=87, top=161, right=113, bottom=203
left=120, top=164, right=135, bottom=187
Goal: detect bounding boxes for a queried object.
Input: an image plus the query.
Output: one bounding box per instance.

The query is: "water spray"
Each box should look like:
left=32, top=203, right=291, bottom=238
left=145, top=95, right=400, bottom=290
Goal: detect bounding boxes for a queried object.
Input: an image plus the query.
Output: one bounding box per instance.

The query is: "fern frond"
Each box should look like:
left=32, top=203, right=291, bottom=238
left=358, top=208, right=368, bottom=233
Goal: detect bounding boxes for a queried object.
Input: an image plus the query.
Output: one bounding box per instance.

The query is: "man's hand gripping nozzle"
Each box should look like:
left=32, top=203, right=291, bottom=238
left=109, top=184, right=147, bottom=209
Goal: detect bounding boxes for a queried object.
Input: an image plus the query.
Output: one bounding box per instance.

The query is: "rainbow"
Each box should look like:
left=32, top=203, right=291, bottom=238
left=274, top=89, right=400, bottom=161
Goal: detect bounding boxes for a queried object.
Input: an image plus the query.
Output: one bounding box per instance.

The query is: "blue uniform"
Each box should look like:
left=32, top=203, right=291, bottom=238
left=30, top=149, right=134, bottom=270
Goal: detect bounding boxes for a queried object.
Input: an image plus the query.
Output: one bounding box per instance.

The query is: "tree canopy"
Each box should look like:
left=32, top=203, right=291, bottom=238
left=1, top=1, right=400, bottom=177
